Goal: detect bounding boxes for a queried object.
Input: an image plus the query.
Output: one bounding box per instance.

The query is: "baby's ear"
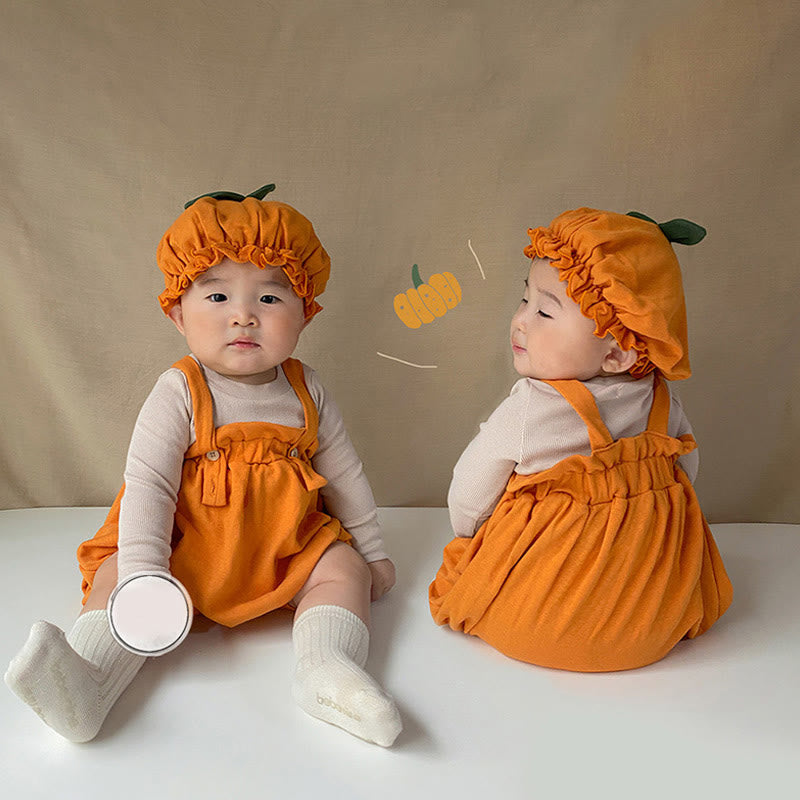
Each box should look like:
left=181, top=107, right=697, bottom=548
left=167, top=304, right=185, bottom=335
left=602, top=340, right=638, bottom=375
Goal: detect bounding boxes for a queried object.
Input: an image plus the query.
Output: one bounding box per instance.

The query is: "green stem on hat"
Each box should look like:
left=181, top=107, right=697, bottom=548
left=184, top=183, right=277, bottom=209
left=627, top=211, right=706, bottom=246
left=411, top=264, right=423, bottom=289
left=246, top=184, right=276, bottom=200
left=658, top=218, right=706, bottom=245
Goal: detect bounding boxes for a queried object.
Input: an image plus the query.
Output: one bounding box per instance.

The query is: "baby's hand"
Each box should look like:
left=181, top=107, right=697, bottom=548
left=368, top=559, right=396, bottom=601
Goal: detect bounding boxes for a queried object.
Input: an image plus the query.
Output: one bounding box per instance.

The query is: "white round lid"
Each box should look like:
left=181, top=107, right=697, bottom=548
left=108, top=572, right=192, bottom=656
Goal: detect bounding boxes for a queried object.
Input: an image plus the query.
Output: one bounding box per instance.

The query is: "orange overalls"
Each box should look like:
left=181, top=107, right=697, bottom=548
left=78, top=356, right=350, bottom=627
left=429, top=375, right=733, bottom=672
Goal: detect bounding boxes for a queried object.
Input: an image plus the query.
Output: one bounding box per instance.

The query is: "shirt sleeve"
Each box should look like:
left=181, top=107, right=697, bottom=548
left=667, top=385, right=700, bottom=484
left=447, top=383, right=526, bottom=537
left=306, top=368, right=389, bottom=563
left=117, top=369, right=192, bottom=580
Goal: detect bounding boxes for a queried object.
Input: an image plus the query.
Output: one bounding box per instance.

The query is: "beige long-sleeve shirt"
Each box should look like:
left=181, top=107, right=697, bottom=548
left=117, top=357, right=387, bottom=580
left=448, top=373, right=699, bottom=538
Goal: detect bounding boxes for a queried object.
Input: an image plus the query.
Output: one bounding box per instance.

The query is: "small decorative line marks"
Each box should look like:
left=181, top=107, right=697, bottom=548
left=468, top=239, right=486, bottom=280
left=376, top=352, right=438, bottom=369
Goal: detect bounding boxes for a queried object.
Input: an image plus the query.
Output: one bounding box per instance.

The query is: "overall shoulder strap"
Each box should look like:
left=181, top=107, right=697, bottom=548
left=542, top=379, right=614, bottom=451
left=171, top=355, right=217, bottom=452
left=280, top=358, right=320, bottom=450
left=646, top=373, right=671, bottom=435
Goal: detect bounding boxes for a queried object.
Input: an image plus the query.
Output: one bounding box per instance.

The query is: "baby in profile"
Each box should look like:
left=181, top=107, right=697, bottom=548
left=431, top=207, right=732, bottom=672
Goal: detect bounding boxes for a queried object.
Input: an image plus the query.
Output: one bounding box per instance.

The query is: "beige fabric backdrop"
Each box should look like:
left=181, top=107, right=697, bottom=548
left=1, top=0, right=798, bottom=523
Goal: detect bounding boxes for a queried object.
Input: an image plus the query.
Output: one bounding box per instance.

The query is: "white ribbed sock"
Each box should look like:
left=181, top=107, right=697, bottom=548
left=292, top=605, right=402, bottom=747
left=5, top=610, right=145, bottom=742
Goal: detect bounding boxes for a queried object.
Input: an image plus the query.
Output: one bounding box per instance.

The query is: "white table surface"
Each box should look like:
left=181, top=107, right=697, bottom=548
left=1, top=507, right=798, bottom=800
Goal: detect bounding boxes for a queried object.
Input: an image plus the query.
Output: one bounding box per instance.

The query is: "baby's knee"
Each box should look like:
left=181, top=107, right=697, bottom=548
left=319, top=543, right=371, bottom=586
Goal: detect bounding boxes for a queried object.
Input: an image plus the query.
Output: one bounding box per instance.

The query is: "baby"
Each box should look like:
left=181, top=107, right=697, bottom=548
left=430, top=207, right=733, bottom=672
left=6, top=186, right=402, bottom=746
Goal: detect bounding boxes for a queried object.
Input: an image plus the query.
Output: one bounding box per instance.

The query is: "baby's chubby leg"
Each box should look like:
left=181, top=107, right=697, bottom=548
left=291, top=543, right=402, bottom=747
left=5, top=555, right=145, bottom=742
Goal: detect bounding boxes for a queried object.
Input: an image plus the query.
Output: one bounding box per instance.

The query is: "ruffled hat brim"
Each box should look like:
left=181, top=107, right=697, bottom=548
left=157, top=196, right=329, bottom=321
left=524, top=208, right=692, bottom=380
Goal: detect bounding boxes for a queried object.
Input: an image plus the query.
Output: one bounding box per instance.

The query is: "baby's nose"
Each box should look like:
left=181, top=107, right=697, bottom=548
left=231, top=305, right=258, bottom=326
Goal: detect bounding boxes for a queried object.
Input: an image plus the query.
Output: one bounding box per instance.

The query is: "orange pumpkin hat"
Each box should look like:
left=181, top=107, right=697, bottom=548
left=524, top=208, right=706, bottom=380
left=157, top=184, right=330, bottom=321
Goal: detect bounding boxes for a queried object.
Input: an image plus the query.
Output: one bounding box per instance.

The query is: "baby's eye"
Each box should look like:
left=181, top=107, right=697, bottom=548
left=537, top=309, right=552, bottom=319
left=208, top=293, right=227, bottom=303
left=260, top=294, right=280, bottom=305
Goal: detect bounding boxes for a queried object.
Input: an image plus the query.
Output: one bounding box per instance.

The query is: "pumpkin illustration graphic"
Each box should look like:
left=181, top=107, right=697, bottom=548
left=393, top=264, right=462, bottom=329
